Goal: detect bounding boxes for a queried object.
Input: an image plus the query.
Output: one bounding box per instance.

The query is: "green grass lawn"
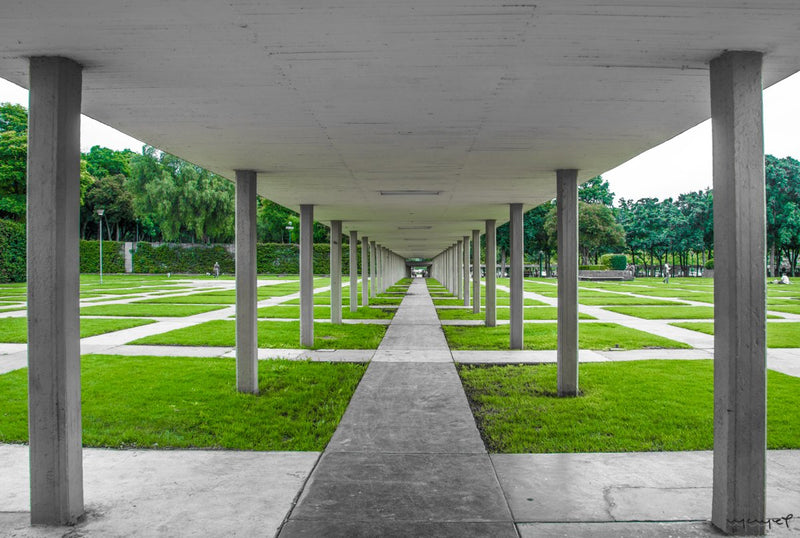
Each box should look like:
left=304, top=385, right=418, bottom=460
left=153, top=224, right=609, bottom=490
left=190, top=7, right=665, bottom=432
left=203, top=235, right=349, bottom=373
left=137, top=293, right=237, bottom=305
left=437, top=307, right=595, bottom=321
left=130, top=319, right=386, bottom=349
left=578, top=296, right=689, bottom=306
left=81, top=304, right=227, bottom=317
left=256, top=305, right=395, bottom=320
left=768, top=305, right=800, bottom=315
left=0, top=317, right=155, bottom=343
left=670, top=321, right=800, bottom=347
left=458, top=360, right=799, bottom=452
left=443, top=322, right=690, bottom=350
left=0, top=355, right=366, bottom=450
left=604, top=305, right=781, bottom=320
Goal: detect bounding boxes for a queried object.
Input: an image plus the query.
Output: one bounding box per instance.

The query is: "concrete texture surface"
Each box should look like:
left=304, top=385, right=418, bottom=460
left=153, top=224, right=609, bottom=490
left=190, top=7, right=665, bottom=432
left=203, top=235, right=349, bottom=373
left=0, top=444, right=319, bottom=537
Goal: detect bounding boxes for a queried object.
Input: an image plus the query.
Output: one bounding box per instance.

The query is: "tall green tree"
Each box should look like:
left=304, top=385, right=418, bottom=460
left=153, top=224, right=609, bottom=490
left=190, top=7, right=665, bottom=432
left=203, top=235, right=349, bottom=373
left=0, top=103, right=28, bottom=220
left=578, top=175, right=614, bottom=206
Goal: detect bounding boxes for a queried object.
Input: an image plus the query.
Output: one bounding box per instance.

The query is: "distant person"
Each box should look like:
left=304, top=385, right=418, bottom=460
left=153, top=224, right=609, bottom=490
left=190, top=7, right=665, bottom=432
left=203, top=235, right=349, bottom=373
left=213, top=261, right=220, bottom=278
left=781, top=274, right=790, bottom=285
left=663, top=263, right=670, bottom=284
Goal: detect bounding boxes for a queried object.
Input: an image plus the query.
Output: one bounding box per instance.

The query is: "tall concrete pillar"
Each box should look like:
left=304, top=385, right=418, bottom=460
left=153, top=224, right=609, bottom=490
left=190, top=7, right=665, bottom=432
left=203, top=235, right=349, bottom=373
left=710, top=51, right=767, bottom=535
left=330, top=220, right=342, bottom=324
left=509, top=204, right=524, bottom=349
left=456, top=240, right=464, bottom=300
left=27, top=56, right=84, bottom=525
left=370, top=241, right=377, bottom=298
left=472, top=229, right=481, bottom=314
left=349, top=231, right=358, bottom=313
left=235, top=170, right=258, bottom=394
left=557, top=169, right=579, bottom=397
left=485, top=219, right=497, bottom=327
left=299, top=204, right=314, bottom=347
left=361, top=236, right=369, bottom=307
left=463, top=235, right=470, bottom=306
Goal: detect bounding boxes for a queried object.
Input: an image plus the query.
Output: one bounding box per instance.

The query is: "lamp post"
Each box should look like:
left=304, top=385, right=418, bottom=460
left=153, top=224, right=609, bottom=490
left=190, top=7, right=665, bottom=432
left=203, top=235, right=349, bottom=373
left=285, top=223, right=294, bottom=243
left=538, top=250, right=544, bottom=278
left=97, top=208, right=105, bottom=284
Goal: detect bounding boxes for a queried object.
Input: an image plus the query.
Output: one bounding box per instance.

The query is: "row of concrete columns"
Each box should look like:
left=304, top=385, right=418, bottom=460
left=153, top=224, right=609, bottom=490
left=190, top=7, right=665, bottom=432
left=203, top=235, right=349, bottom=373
left=25, top=51, right=767, bottom=534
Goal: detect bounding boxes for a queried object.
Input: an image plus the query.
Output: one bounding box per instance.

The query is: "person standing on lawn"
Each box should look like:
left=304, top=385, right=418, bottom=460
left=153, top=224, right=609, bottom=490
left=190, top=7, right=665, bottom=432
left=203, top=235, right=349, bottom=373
left=213, top=261, right=220, bottom=278
left=663, top=262, right=670, bottom=284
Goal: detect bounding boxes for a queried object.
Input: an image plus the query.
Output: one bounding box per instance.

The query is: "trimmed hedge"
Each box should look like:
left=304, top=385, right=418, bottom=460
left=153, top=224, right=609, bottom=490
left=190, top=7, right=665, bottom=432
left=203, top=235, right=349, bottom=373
left=80, top=239, right=126, bottom=274
left=0, top=219, right=25, bottom=282
left=579, top=264, right=606, bottom=271
left=133, top=243, right=235, bottom=275
left=705, top=259, right=714, bottom=270
left=599, top=253, right=628, bottom=271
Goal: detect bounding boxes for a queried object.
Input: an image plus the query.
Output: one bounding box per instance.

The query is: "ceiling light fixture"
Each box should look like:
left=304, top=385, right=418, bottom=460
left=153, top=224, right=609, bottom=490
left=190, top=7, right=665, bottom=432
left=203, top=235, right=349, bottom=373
left=379, top=190, right=441, bottom=196
left=397, top=225, right=432, bottom=230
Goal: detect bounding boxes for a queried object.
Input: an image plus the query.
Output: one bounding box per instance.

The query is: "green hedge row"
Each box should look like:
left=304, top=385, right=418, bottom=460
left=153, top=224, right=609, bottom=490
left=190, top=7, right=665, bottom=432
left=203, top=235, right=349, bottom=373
left=80, top=239, right=126, bottom=274
left=0, top=219, right=26, bottom=283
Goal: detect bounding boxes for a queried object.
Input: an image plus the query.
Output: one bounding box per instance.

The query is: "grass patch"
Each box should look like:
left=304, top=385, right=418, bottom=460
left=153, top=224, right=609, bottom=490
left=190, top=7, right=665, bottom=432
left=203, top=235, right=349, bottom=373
left=443, top=322, right=690, bottom=350
left=607, top=305, right=782, bottom=320
left=670, top=321, right=800, bottom=347
left=256, top=305, right=394, bottom=320
left=137, top=293, right=237, bottom=305
left=81, top=304, right=226, bottom=317
left=457, top=360, right=800, bottom=452
left=130, top=320, right=386, bottom=349
left=0, top=355, right=366, bottom=450
left=0, top=317, right=155, bottom=343
left=437, top=307, right=595, bottom=321
left=768, top=305, right=800, bottom=315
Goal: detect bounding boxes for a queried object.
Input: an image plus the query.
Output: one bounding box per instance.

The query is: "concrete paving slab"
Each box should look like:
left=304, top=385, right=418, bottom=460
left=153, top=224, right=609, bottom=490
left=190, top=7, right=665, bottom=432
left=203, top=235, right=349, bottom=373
left=371, top=349, right=453, bottom=362
left=452, top=350, right=608, bottom=364
left=327, top=362, right=485, bottom=454
left=280, top=519, right=517, bottom=537
left=0, top=351, right=26, bottom=375
left=97, top=344, right=234, bottom=357
left=517, top=521, right=726, bottom=537
left=492, top=451, right=800, bottom=524
left=0, top=444, right=319, bottom=537
left=287, top=452, right=514, bottom=528
left=294, top=349, right=374, bottom=362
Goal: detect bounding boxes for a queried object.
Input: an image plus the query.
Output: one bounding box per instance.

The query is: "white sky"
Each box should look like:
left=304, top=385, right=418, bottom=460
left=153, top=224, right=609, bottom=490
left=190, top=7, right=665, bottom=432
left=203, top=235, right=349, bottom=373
left=2, top=71, right=800, bottom=204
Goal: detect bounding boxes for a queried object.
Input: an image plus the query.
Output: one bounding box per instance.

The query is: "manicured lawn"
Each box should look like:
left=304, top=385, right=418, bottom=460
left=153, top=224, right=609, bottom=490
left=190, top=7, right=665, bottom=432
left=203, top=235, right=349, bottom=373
left=670, top=321, right=800, bottom=347
left=443, top=322, right=690, bottom=350
left=458, top=360, right=800, bottom=453
left=437, top=307, right=595, bottom=321
left=578, top=296, right=689, bottom=306
left=138, top=293, right=237, bottom=305
left=81, top=304, right=227, bottom=317
left=0, top=355, right=366, bottom=450
left=256, top=305, right=394, bottom=320
left=604, top=305, right=781, bottom=320
left=768, top=305, right=800, bottom=315
left=131, top=320, right=386, bottom=349
left=0, top=317, right=155, bottom=343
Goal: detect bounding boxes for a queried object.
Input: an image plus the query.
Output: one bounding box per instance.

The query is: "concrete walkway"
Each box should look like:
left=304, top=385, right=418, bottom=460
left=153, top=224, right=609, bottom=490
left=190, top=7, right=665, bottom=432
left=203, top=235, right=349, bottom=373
left=278, top=278, right=517, bottom=536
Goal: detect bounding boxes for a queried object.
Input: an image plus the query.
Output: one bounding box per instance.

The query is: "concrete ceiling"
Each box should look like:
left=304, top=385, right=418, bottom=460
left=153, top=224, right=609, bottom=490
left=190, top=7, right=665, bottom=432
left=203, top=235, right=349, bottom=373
left=2, top=1, right=800, bottom=258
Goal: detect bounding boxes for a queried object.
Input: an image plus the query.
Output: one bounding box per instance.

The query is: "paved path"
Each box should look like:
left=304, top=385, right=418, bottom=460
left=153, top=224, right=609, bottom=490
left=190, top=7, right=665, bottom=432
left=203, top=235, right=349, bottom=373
left=279, top=278, right=517, bottom=536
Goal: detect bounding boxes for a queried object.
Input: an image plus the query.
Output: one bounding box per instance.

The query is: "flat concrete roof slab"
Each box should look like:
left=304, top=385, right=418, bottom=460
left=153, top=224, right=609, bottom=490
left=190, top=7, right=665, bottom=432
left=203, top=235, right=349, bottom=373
left=3, top=2, right=800, bottom=256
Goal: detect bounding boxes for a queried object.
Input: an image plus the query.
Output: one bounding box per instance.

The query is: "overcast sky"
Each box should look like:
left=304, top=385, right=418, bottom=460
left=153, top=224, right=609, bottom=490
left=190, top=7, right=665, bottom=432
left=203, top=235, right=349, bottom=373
left=2, top=71, right=800, bottom=204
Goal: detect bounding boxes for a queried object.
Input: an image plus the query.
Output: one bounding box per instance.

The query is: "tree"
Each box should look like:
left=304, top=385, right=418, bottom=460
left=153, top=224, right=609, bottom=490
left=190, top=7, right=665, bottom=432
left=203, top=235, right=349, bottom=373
left=84, top=174, right=135, bottom=240
left=0, top=104, right=28, bottom=220
left=82, top=145, right=132, bottom=179
left=545, top=202, right=625, bottom=265
left=766, top=155, right=800, bottom=276
left=578, top=175, right=614, bottom=206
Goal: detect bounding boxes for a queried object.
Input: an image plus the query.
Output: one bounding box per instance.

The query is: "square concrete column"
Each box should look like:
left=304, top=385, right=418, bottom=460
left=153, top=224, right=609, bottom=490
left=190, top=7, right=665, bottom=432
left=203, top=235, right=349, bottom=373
left=509, top=203, right=524, bottom=349
left=369, top=241, right=377, bottom=298
left=710, top=51, right=767, bottom=535
left=485, top=219, right=497, bottom=327
left=456, top=240, right=464, bottom=300
left=349, top=231, right=358, bottom=313
left=557, top=169, right=579, bottom=397
left=27, top=56, right=84, bottom=526
left=235, top=170, right=258, bottom=394
left=330, top=220, right=342, bottom=324
left=361, top=236, right=369, bottom=307
left=300, top=204, right=314, bottom=347
left=463, top=235, right=470, bottom=306
left=472, top=229, right=481, bottom=314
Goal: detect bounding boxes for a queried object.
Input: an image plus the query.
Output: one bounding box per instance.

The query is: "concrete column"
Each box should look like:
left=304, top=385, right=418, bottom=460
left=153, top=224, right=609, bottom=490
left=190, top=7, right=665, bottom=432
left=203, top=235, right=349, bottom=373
left=463, top=235, right=470, bottom=306
left=485, top=219, right=497, bottom=327
left=299, top=204, right=314, bottom=347
left=369, top=241, right=377, bottom=298
left=710, top=51, right=767, bottom=535
left=330, top=220, right=342, bottom=324
left=378, top=246, right=384, bottom=292
left=349, top=231, right=358, bottom=313
left=235, top=170, right=258, bottom=394
left=472, top=229, right=481, bottom=314
left=509, top=204, right=524, bottom=349
left=361, top=236, right=369, bottom=307
left=556, top=169, right=579, bottom=397
left=457, top=240, right=464, bottom=300
left=27, top=56, right=84, bottom=525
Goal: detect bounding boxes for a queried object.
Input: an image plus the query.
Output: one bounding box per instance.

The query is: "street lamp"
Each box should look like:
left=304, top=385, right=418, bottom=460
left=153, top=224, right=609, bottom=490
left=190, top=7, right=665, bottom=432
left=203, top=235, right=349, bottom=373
left=97, top=209, right=105, bottom=284
left=285, top=223, right=294, bottom=243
